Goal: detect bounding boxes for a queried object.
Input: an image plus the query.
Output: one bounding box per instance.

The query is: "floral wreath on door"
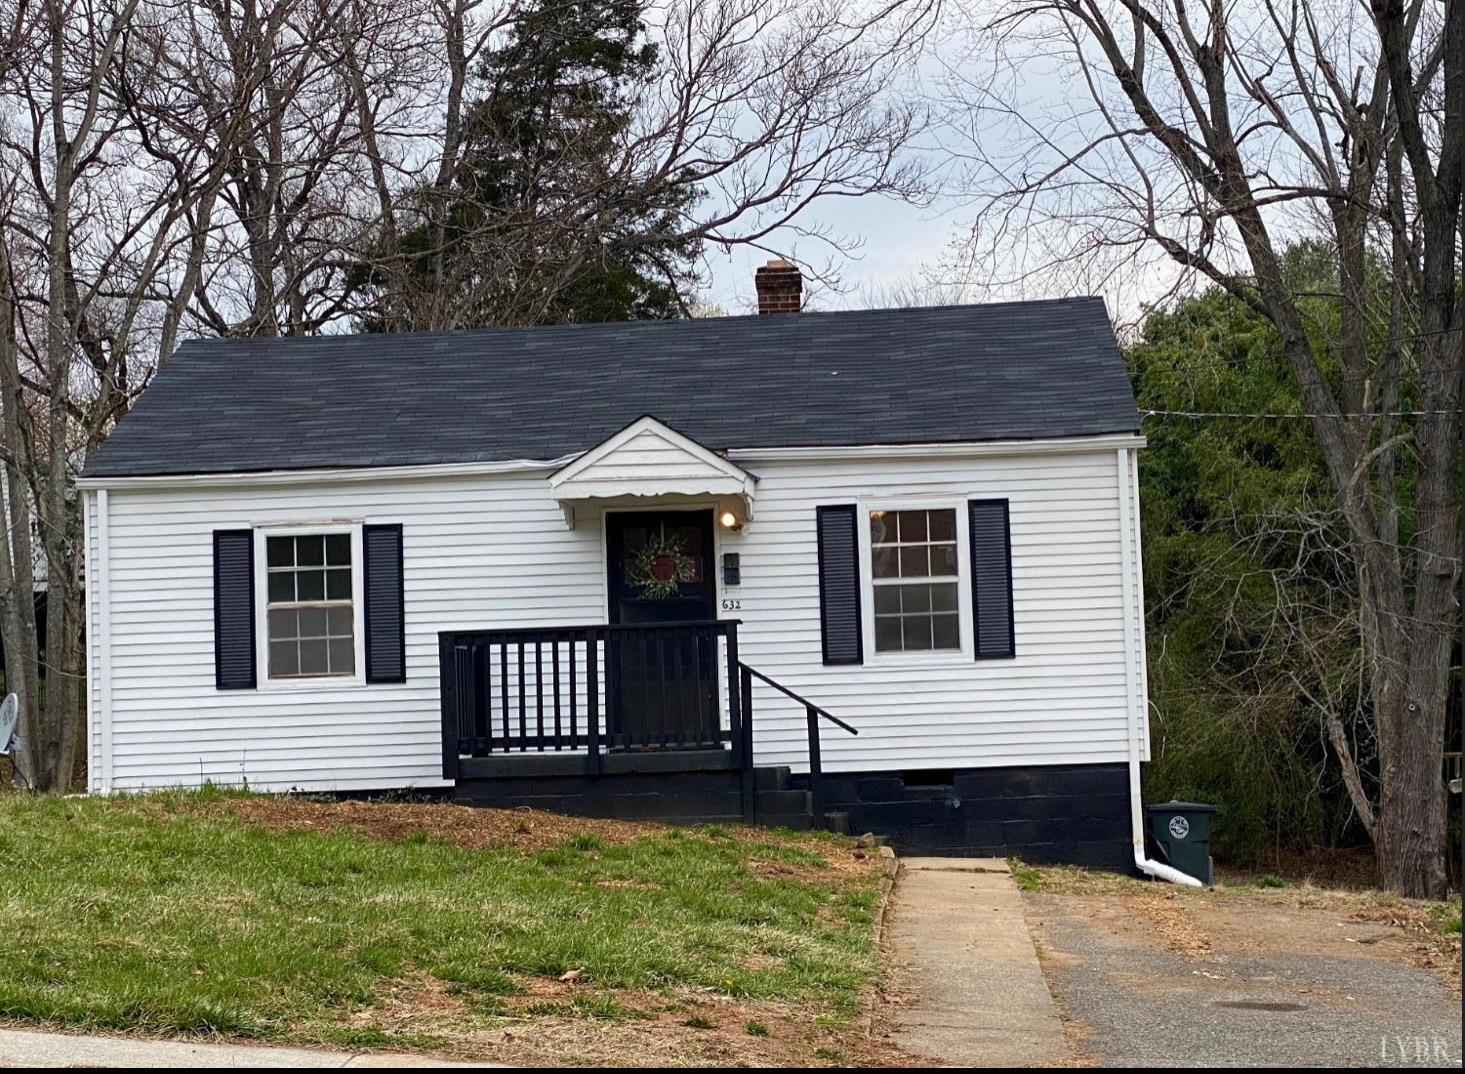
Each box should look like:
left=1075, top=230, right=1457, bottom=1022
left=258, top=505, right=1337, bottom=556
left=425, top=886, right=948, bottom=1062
left=628, top=532, right=698, bottom=599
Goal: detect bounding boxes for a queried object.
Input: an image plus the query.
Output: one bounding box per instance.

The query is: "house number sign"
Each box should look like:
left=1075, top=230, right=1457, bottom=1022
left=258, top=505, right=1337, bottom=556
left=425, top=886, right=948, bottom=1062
left=720, top=598, right=742, bottom=611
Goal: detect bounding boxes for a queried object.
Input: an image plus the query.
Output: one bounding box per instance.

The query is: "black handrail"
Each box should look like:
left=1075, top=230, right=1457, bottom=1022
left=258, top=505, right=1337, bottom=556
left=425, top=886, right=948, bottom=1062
left=736, top=661, right=856, bottom=823
left=737, top=662, right=858, bottom=735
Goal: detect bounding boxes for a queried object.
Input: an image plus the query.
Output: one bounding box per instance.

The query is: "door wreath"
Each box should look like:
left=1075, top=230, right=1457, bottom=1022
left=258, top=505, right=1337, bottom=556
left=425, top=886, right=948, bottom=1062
left=628, top=531, right=697, bottom=599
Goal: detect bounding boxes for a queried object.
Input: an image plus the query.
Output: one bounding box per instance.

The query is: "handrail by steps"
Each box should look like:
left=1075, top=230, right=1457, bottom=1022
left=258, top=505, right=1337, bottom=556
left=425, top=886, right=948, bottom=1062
left=735, top=661, right=856, bottom=824
left=737, top=663, right=859, bottom=735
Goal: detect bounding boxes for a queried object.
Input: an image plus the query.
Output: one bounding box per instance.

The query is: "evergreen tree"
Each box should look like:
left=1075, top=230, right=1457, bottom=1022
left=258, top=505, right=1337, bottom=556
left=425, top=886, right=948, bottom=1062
left=352, top=0, right=699, bottom=329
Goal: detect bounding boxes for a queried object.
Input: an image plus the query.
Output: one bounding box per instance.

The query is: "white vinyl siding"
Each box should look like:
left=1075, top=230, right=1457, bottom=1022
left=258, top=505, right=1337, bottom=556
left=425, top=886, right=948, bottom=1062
left=85, top=446, right=1146, bottom=791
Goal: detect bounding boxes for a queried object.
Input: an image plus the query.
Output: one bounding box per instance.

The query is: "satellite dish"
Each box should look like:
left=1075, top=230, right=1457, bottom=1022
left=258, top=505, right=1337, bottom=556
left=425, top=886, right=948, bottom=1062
left=0, top=693, right=18, bottom=755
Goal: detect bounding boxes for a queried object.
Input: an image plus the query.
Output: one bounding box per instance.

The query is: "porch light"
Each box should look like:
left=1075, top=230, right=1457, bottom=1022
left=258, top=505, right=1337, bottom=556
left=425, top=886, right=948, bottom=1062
left=719, top=510, right=741, bottom=530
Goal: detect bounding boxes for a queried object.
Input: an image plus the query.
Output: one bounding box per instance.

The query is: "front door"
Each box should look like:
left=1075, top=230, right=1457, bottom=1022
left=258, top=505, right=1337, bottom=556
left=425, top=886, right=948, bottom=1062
left=605, top=510, right=719, bottom=748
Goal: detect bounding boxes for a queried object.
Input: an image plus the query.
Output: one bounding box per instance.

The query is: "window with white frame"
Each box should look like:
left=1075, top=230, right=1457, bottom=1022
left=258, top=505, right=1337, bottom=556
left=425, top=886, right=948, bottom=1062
left=869, top=508, right=960, bottom=652
left=264, top=532, right=356, bottom=678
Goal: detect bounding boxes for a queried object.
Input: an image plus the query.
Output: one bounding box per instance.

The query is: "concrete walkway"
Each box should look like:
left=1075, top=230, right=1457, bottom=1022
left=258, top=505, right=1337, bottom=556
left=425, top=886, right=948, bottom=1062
left=0, top=1027, right=501, bottom=1068
left=886, top=857, right=1069, bottom=1067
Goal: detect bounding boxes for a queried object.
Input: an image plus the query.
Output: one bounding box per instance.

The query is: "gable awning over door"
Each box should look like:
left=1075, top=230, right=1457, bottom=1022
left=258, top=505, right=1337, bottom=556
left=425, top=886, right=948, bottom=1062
left=548, top=415, right=756, bottom=528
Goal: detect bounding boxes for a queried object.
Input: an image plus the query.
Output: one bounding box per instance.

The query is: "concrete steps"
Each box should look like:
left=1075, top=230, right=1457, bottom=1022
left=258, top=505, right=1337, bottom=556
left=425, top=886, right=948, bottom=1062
left=752, top=766, right=849, bottom=833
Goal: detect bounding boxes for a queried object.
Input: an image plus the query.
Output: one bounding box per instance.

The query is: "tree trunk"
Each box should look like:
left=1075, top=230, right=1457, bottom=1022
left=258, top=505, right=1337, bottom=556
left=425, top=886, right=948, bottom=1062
left=1372, top=647, right=1450, bottom=897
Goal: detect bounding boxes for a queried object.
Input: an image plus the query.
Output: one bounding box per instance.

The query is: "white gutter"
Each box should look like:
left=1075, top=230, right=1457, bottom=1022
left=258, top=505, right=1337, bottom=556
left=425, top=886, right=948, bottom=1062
left=1117, top=446, right=1203, bottom=888
left=78, top=434, right=1148, bottom=491
left=728, top=432, right=1146, bottom=462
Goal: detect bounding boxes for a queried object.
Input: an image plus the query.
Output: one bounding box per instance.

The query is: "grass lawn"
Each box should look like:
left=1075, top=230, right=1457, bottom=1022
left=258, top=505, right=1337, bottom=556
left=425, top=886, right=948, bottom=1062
left=0, top=790, right=904, bottom=1066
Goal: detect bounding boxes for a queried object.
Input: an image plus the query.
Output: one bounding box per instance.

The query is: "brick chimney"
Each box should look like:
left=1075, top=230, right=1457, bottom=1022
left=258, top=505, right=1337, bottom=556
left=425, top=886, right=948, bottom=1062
left=754, top=259, right=802, bottom=314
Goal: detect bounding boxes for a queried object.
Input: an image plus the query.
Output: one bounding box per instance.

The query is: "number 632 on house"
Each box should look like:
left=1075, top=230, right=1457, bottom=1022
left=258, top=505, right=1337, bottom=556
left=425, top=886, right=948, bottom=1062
left=720, top=598, right=742, bottom=611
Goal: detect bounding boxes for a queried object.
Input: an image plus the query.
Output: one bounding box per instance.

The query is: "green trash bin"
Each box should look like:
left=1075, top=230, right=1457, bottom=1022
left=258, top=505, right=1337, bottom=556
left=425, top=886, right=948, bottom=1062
left=1145, top=801, right=1215, bottom=885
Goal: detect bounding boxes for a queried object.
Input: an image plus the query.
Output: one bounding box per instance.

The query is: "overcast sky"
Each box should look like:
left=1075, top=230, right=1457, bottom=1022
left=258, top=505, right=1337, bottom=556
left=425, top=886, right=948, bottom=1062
left=699, top=191, right=966, bottom=315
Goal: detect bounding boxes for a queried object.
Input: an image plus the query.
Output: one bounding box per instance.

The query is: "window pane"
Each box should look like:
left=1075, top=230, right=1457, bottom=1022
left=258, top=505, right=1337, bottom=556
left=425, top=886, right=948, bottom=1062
left=267, top=572, right=295, bottom=603
left=874, top=615, right=902, bottom=652
left=269, top=640, right=299, bottom=677
left=297, top=607, right=328, bottom=639
left=931, top=582, right=959, bottom=612
left=325, top=568, right=351, bottom=600
left=898, top=510, right=927, bottom=542
left=328, top=639, right=355, bottom=675
left=267, top=537, right=293, bottom=568
left=868, top=508, right=965, bottom=657
left=903, top=615, right=933, bottom=650
left=268, top=608, right=298, bottom=641
left=901, top=583, right=931, bottom=613
left=899, top=546, right=928, bottom=578
left=264, top=530, right=356, bottom=679
left=299, top=639, right=329, bottom=675
left=325, top=533, right=351, bottom=566
left=296, top=536, right=325, bottom=566
left=296, top=570, right=325, bottom=601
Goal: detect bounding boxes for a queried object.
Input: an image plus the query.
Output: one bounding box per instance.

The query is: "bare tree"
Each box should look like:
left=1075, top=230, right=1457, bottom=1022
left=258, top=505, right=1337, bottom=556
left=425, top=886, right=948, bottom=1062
left=0, top=0, right=149, bottom=791
left=942, top=0, right=1460, bottom=895
left=354, top=0, right=936, bottom=329
left=0, top=0, right=936, bottom=791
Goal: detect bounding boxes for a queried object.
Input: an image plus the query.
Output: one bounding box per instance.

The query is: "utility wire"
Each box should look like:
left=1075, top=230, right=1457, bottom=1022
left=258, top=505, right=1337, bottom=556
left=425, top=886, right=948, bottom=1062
left=1141, top=408, right=1459, bottom=420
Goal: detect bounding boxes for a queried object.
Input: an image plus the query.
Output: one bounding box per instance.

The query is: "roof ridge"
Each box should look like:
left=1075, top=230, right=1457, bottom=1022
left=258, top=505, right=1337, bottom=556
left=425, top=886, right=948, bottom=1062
left=172, top=296, right=1110, bottom=352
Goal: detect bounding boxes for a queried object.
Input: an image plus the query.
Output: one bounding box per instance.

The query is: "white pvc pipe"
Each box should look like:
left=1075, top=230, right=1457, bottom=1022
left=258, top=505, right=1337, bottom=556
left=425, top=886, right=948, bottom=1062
left=1117, top=447, right=1203, bottom=888
left=1128, top=745, right=1204, bottom=887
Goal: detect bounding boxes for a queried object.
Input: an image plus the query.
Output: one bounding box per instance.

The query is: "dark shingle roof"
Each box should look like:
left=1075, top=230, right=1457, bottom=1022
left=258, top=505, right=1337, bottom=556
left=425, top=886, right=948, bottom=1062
left=82, top=298, right=1138, bottom=478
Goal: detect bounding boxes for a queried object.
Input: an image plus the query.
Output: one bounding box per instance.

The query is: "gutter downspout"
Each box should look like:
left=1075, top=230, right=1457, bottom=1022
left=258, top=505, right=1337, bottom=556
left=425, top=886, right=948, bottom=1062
left=1118, top=447, right=1203, bottom=888
left=1128, top=739, right=1202, bottom=886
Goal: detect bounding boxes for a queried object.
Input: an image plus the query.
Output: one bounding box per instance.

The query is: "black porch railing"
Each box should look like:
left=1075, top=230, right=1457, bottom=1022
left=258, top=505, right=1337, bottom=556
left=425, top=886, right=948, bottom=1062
left=439, top=620, right=744, bottom=776
left=439, top=618, right=857, bottom=823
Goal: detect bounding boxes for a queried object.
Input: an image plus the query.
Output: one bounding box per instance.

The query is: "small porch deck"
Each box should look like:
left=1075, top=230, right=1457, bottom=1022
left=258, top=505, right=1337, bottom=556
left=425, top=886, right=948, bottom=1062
left=438, top=619, right=855, bottom=827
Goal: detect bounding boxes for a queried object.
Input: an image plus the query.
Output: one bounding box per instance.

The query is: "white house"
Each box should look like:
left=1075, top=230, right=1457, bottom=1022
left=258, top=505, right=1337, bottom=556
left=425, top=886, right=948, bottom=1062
left=78, top=263, right=1154, bottom=869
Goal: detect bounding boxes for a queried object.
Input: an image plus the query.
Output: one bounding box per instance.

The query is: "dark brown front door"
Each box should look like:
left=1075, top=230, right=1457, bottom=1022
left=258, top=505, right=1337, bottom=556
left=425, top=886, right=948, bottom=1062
left=604, top=510, right=719, bottom=747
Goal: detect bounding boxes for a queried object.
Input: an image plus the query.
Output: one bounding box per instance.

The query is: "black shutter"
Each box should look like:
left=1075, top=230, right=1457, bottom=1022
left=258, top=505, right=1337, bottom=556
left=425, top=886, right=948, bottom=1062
left=364, top=524, right=406, bottom=683
left=213, top=530, right=256, bottom=689
left=968, top=499, right=1015, bottom=659
left=816, top=504, right=863, bottom=665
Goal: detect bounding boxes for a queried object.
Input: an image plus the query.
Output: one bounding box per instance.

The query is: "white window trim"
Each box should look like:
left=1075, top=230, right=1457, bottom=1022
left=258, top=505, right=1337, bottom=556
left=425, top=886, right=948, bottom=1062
left=253, top=523, right=367, bottom=690
left=856, top=497, right=974, bottom=667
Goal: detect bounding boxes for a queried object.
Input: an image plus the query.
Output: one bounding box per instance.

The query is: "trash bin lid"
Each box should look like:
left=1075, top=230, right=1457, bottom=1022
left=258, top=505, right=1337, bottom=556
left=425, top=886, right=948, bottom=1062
left=1144, top=800, right=1216, bottom=813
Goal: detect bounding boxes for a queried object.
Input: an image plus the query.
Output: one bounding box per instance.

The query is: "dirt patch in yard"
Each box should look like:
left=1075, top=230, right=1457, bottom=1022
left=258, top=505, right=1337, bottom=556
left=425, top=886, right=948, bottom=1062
left=186, top=796, right=878, bottom=879
left=204, top=795, right=665, bottom=852
left=336, top=971, right=930, bottom=1068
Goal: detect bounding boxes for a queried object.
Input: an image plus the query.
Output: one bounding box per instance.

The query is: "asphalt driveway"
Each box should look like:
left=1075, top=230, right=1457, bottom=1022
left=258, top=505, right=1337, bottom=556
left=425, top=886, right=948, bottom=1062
left=1024, top=882, right=1462, bottom=1068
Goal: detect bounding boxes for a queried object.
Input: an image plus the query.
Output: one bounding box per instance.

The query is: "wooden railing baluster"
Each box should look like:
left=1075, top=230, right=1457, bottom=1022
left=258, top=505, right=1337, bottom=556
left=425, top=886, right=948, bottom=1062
left=587, top=628, right=602, bottom=773
left=499, top=640, right=509, bottom=749
left=569, top=633, right=579, bottom=748
left=552, top=636, right=562, bottom=751
left=534, top=639, right=544, bottom=746
left=517, top=641, right=526, bottom=750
